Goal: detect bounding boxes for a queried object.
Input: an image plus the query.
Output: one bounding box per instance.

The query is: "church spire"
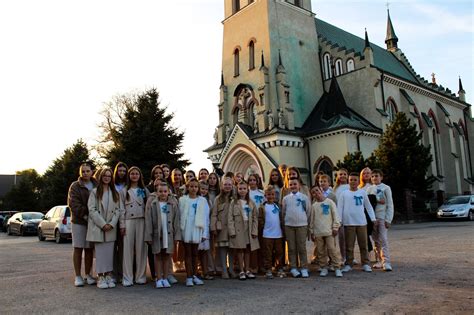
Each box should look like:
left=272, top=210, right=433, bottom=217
left=220, top=71, right=224, bottom=87
left=278, top=49, right=283, bottom=67
left=458, top=76, right=466, bottom=102
left=459, top=76, right=465, bottom=92
left=259, top=50, right=265, bottom=69
left=364, top=28, right=374, bottom=65
left=385, top=9, right=399, bottom=51
left=364, top=28, right=371, bottom=50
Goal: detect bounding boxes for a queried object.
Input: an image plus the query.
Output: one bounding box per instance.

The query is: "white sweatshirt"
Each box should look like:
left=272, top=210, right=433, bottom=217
left=282, top=191, right=310, bottom=227
left=337, top=189, right=375, bottom=226
left=366, top=183, right=394, bottom=224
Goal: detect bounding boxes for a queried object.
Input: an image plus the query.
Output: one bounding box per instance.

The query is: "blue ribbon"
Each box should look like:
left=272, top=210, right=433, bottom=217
left=137, top=188, right=146, bottom=199
left=254, top=195, right=264, bottom=206
left=296, top=198, right=306, bottom=212
left=192, top=203, right=198, bottom=215
left=244, top=205, right=251, bottom=216
left=161, top=204, right=169, bottom=214
left=354, top=196, right=363, bottom=206
left=322, top=203, right=330, bottom=215
left=272, top=204, right=280, bottom=214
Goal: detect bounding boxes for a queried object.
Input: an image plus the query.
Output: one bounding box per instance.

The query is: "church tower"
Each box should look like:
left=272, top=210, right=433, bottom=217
left=215, top=0, right=324, bottom=144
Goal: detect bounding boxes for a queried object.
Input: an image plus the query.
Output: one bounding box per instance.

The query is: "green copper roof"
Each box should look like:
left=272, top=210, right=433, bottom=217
left=315, top=18, right=418, bottom=84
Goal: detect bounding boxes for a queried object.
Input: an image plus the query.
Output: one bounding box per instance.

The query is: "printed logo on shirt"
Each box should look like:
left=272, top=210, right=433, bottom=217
left=272, top=204, right=280, bottom=214
left=297, top=198, right=306, bottom=212
left=377, top=188, right=384, bottom=199
left=137, top=188, right=146, bottom=199
left=161, top=204, right=169, bottom=214
left=354, top=196, right=363, bottom=206
left=192, top=203, right=198, bottom=214
left=321, top=203, right=330, bottom=215
left=244, top=205, right=251, bottom=216
left=254, top=195, right=264, bottom=206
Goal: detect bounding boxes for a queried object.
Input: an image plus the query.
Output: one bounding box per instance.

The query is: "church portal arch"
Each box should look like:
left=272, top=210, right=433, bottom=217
left=222, top=144, right=264, bottom=181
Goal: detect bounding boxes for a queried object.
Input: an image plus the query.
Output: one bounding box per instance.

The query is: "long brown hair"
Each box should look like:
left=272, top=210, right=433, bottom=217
left=268, top=168, right=283, bottom=188
left=96, top=168, right=119, bottom=202
left=208, top=172, right=221, bottom=195
left=113, top=162, right=128, bottom=185
left=126, top=166, right=146, bottom=201
left=283, top=166, right=305, bottom=188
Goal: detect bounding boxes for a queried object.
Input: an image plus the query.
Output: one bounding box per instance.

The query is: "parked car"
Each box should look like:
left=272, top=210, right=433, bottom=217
left=0, top=211, right=18, bottom=232
left=6, top=212, right=44, bottom=236
left=437, top=195, right=474, bottom=221
left=38, top=206, right=72, bottom=243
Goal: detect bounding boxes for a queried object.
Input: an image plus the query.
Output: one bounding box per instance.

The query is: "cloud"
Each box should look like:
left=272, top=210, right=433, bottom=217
left=411, top=2, right=473, bottom=34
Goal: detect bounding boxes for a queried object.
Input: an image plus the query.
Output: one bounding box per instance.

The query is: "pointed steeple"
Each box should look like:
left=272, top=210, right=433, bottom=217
left=458, top=76, right=466, bottom=102
left=259, top=50, right=265, bottom=69
left=364, top=28, right=371, bottom=49
left=385, top=9, right=399, bottom=51
left=220, top=71, right=224, bottom=87
left=363, top=28, right=374, bottom=65
left=276, top=49, right=285, bottom=74
left=278, top=49, right=283, bottom=67
left=322, top=75, right=351, bottom=120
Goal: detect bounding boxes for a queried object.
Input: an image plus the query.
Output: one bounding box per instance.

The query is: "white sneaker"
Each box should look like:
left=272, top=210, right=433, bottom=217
left=362, top=264, right=372, bottom=272
left=122, top=279, right=133, bottom=287
left=383, top=263, right=393, bottom=272
left=85, top=274, right=96, bottom=285
left=155, top=279, right=164, bottom=289
left=193, top=275, right=204, bottom=285
left=186, top=277, right=194, bottom=287
left=106, top=275, right=116, bottom=288
left=342, top=265, right=352, bottom=273
left=167, top=274, right=178, bottom=284
left=277, top=270, right=286, bottom=278
left=300, top=268, right=309, bottom=278
left=335, top=269, right=343, bottom=277
left=245, top=271, right=256, bottom=279
left=74, top=276, right=84, bottom=287
left=373, top=261, right=383, bottom=269
left=97, top=276, right=108, bottom=289
left=353, top=259, right=359, bottom=265
left=290, top=268, right=301, bottom=278
left=319, top=268, right=328, bottom=277
left=162, top=278, right=171, bottom=288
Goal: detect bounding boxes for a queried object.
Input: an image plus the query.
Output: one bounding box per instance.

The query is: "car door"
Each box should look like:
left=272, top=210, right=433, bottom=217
left=43, top=208, right=56, bottom=236
left=10, top=213, right=21, bottom=234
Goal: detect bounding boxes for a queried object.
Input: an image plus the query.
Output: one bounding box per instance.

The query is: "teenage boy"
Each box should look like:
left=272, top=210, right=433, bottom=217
left=338, top=173, right=376, bottom=273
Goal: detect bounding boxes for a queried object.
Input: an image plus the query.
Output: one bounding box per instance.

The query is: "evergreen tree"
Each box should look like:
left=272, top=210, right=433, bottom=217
left=374, top=112, right=434, bottom=207
left=335, top=151, right=379, bottom=173
left=2, top=169, right=42, bottom=212
left=98, top=88, right=189, bottom=181
left=41, top=139, right=92, bottom=209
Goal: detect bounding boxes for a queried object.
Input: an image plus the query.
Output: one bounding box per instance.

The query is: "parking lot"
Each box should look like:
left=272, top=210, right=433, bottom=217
left=0, top=221, right=473, bottom=314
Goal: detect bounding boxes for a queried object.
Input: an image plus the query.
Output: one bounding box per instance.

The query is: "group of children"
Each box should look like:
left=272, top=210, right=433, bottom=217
left=71, top=162, right=394, bottom=290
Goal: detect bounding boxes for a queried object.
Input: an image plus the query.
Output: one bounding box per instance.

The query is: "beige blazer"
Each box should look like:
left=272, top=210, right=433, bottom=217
left=86, top=188, right=121, bottom=243
left=228, top=199, right=260, bottom=251
left=210, top=196, right=232, bottom=243
left=119, top=187, right=150, bottom=226
left=144, top=195, right=181, bottom=254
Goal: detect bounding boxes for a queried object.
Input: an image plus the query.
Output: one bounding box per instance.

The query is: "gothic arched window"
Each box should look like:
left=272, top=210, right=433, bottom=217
left=335, top=59, right=343, bottom=76
left=232, top=0, right=240, bottom=14
left=234, top=48, right=240, bottom=76
left=323, top=53, right=331, bottom=80
left=346, top=59, right=355, bottom=72
left=386, top=99, right=398, bottom=122
left=249, top=41, right=255, bottom=70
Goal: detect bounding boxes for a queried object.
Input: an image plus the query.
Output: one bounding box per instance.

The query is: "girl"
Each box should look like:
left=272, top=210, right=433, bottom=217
left=248, top=173, right=265, bottom=273
left=281, top=166, right=311, bottom=202
left=228, top=181, right=260, bottom=280
left=207, top=172, right=220, bottom=207
left=145, top=182, right=181, bottom=288
left=359, top=167, right=375, bottom=258
left=207, top=172, right=221, bottom=275
left=198, top=168, right=210, bottom=182
left=198, top=180, right=213, bottom=280
left=278, top=164, right=288, bottom=180
left=86, top=168, right=121, bottom=289
left=179, top=178, right=209, bottom=287
left=161, top=164, right=173, bottom=188
left=119, top=166, right=149, bottom=286
left=147, top=165, right=164, bottom=193
left=234, top=172, right=244, bottom=186
left=267, top=168, right=284, bottom=202
left=333, top=168, right=349, bottom=263
left=210, top=176, right=236, bottom=279
left=112, top=162, right=128, bottom=284
left=359, top=167, right=372, bottom=190
left=185, top=170, right=196, bottom=185
left=171, top=168, right=185, bottom=198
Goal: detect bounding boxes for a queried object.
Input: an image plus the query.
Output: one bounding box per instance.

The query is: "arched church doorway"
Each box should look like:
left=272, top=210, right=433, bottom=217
left=222, top=145, right=264, bottom=181
left=314, top=156, right=334, bottom=184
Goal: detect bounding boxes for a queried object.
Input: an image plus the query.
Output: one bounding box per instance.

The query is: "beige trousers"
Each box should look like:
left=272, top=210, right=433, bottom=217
left=316, top=235, right=342, bottom=269
left=123, top=218, right=147, bottom=284
left=285, top=226, right=308, bottom=269
left=344, top=225, right=369, bottom=266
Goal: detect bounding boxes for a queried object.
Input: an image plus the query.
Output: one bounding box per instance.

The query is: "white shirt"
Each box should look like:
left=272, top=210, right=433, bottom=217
left=263, top=203, right=283, bottom=238
left=282, top=191, right=310, bottom=227
left=239, top=200, right=250, bottom=221
left=366, top=183, right=394, bottom=223
left=337, top=189, right=375, bottom=226
left=249, top=189, right=265, bottom=208
left=334, top=184, right=349, bottom=201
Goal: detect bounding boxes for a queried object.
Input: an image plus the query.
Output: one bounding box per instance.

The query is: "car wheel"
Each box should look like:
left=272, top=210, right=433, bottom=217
left=55, top=230, right=63, bottom=244
left=38, top=229, right=46, bottom=241
left=20, top=227, right=25, bottom=236
left=6, top=225, right=11, bottom=235
left=469, top=211, right=474, bottom=222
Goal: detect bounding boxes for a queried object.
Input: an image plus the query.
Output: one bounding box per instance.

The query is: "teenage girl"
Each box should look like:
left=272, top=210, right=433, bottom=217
left=86, top=168, right=121, bottom=289
left=119, top=166, right=149, bottom=286
left=267, top=168, right=284, bottom=202
left=228, top=181, right=260, bottom=280
left=281, top=166, right=311, bottom=202
left=359, top=167, right=375, bottom=256
left=112, top=162, right=128, bottom=283
left=207, top=172, right=220, bottom=207
left=334, top=168, right=349, bottom=262
left=197, top=180, right=213, bottom=280
left=171, top=168, right=185, bottom=198
left=248, top=173, right=265, bottom=273
left=179, top=178, right=209, bottom=287
left=198, top=168, right=210, bottom=182
left=207, top=172, right=221, bottom=275
left=147, top=165, right=164, bottom=193
left=210, top=176, right=236, bottom=279
left=161, top=164, right=173, bottom=188
left=145, top=182, right=181, bottom=288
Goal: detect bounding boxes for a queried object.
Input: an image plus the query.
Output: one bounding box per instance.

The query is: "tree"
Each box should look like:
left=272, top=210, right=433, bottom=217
left=41, top=139, right=92, bottom=210
left=2, top=169, right=42, bottom=212
left=97, top=88, right=189, bottom=180
left=374, top=112, right=434, bottom=209
left=335, top=151, right=379, bottom=173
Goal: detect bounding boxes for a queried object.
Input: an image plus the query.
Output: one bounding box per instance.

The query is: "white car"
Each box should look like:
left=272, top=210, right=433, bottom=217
left=437, top=195, right=474, bottom=221
left=38, top=206, right=72, bottom=243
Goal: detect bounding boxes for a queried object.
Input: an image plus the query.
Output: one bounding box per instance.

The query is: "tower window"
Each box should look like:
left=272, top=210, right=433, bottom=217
left=323, top=53, right=331, bottom=80
left=232, top=0, right=240, bottom=14
left=335, top=59, right=343, bottom=76
left=294, top=0, right=301, bottom=7
left=386, top=99, right=398, bottom=122
left=346, top=59, right=355, bottom=72
left=249, top=41, right=255, bottom=70
left=234, top=48, right=240, bottom=77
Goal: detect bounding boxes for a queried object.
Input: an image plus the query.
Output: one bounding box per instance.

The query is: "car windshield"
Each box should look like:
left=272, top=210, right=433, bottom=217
left=22, top=213, right=43, bottom=220
left=445, top=196, right=470, bottom=205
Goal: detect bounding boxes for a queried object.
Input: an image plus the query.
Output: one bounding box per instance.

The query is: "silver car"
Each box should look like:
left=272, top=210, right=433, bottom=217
left=38, top=206, right=72, bottom=243
left=437, top=195, right=474, bottom=221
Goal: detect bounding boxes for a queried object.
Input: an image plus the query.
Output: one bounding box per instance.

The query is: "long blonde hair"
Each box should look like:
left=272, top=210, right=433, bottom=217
left=358, top=167, right=372, bottom=189
left=333, top=168, right=348, bottom=191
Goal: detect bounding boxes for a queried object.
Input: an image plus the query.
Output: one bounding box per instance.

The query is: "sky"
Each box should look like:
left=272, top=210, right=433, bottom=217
left=0, top=0, right=472, bottom=175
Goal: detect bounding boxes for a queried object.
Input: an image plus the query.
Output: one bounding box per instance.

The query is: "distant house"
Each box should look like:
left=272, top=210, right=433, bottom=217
left=0, top=175, right=22, bottom=199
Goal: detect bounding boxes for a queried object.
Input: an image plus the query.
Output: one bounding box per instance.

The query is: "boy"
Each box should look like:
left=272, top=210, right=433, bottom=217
left=338, top=173, right=376, bottom=273
left=282, top=178, right=311, bottom=278
left=367, top=169, right=394, bottom=271
left=318, top=174, right=337, bottom=204
left=309, top=186, right=343, bottom=277
left=258, top=185, right=285, bottom=279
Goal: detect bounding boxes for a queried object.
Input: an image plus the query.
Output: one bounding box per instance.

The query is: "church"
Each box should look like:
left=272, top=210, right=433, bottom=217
left=204, top=0, right=473, bottom=197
